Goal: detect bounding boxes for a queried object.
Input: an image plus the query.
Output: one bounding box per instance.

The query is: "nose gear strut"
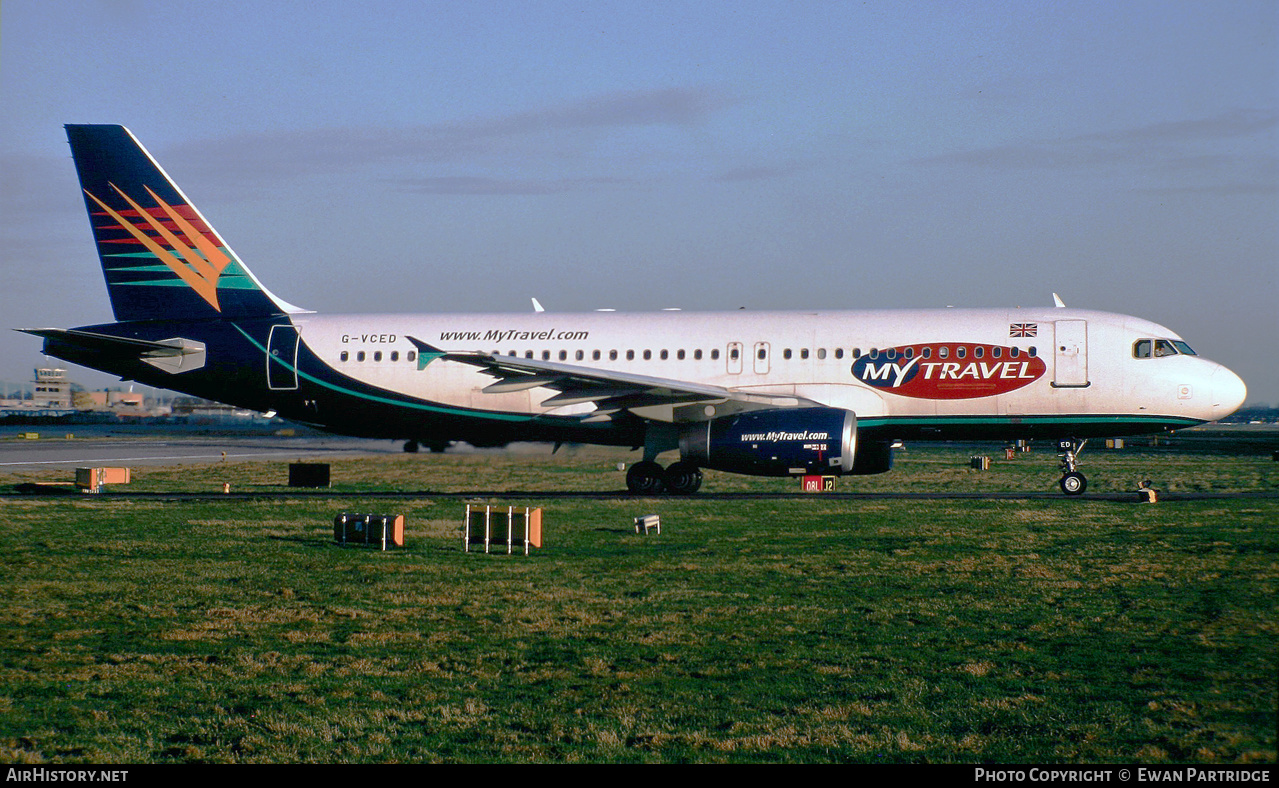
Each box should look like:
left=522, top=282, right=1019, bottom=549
left=1057, top=438, right=1088, bottom=495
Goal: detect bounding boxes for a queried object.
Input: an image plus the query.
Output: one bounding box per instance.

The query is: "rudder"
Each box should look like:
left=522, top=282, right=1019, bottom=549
left=65, top=124, right=301, bottom=322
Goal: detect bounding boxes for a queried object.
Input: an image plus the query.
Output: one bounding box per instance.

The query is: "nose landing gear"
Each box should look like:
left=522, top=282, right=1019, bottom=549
left=1058, top=438, right=1088, bottom=495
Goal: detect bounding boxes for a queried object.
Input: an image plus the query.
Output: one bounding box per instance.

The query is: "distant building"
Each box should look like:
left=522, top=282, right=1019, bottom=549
left=32, top=368, right=72, bottom=409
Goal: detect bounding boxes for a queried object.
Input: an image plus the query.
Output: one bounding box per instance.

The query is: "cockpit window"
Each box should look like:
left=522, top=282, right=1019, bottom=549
left=1134, top=338, right=1198, bottom=359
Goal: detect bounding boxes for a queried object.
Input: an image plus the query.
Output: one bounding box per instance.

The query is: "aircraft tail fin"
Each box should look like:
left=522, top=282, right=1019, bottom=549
left=64, top=124, right=305, bottom=322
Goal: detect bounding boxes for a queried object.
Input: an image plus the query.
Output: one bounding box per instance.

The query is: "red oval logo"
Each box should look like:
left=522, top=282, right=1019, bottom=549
left=852, top=343, right=1046, bottom=399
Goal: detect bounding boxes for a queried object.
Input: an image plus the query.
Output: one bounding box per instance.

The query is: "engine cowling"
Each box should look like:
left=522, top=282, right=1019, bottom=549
left=679, top=407, right=891, bottom=478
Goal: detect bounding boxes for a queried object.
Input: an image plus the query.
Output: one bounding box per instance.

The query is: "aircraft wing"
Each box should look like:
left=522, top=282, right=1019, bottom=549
left=407, top=336, right=809, bottom=422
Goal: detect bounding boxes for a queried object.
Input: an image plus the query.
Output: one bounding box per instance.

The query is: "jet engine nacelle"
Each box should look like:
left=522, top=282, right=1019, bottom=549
left=679, top=407, right=891, bottom=477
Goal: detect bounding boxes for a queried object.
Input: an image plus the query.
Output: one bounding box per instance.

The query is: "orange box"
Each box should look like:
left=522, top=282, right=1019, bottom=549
left=75, top=467, right=131, bottom=492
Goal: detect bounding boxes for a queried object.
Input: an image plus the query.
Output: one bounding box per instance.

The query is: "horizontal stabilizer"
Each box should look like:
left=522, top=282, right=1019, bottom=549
left=17, top=328, right=207, bottom=374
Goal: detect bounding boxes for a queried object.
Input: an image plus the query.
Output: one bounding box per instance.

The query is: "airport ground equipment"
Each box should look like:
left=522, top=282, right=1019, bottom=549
left=75, top=466, right=130, bottom=493
left=289, top=462, right=331, bottom=487
left=334, top=512, right=405, bottom=550
left=465, top=504, right=542, bottom=555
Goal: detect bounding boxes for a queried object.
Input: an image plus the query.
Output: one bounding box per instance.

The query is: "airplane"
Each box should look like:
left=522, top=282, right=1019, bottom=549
left=19, top=124, right=1248, bottom=495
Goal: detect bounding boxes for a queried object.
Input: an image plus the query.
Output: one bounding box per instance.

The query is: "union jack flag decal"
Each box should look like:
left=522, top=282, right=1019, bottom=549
left=1009, top=323, right=1038, bottom=337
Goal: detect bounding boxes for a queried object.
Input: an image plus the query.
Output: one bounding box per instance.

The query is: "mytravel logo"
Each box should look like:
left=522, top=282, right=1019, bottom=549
left=85, top=184, right=230, bottom=312
left=852, top=343, right=1046, bottom=400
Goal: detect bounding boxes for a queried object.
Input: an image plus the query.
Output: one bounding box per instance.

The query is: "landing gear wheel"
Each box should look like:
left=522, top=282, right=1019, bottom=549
left=1060, top=471, right=1087, bottom=496
left=1056, top=438, right=1090, bottom=496
left=663, top=462, right=703, bottom=495
left=626, top=461, right=666, bottom=494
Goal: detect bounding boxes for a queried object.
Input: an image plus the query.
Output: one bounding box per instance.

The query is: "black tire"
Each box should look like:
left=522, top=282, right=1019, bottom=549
left=1060, top=471, right=1087, bottom=495
left=663, top=461, right=703, bottom=494
left=626, top=460, right=666, bottom=494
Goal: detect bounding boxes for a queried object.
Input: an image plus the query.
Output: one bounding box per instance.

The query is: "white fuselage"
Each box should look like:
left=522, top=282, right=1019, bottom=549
left=289, top=306, right=1246, bottom=431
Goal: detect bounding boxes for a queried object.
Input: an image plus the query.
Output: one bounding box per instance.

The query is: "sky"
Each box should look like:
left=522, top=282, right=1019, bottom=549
left=1, top=0, right=1276, bottom=404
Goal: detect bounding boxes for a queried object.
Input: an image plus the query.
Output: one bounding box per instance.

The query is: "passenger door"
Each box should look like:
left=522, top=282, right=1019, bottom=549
left=1052, top=320, right=1089, bottom=388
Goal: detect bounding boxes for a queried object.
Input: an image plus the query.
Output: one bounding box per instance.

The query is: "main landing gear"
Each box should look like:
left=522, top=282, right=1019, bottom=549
left=403, top=439, right=452, bottom=453
left=1057, top=438, right=1088, bottom=495
left=626, top=460, right=703, bottom=495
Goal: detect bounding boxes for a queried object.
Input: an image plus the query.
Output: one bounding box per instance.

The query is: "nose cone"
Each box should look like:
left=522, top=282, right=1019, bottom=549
left=1209, top=365, right=1247, bottom=421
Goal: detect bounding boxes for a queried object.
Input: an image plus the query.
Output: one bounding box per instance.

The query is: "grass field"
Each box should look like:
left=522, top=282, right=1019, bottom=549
left=0, top=440, right=1275, bottom=763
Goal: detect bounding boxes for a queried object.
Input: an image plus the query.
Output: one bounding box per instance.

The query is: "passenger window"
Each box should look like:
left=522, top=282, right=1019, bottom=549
left=834, top=348, right=844, bottom=359
left=694, top=349, right=702, bottom=360
left=627, top=350, right=635, bottom=361
left=1009, top=347, right=1019, bottom=358
left=938, top=347, right=949, bottom=359
left=609, top=350, right=618, bottom=361
left=956, top=347, right=966, bottom=359
left=373, top=351, right=382, bottom=362
left=559, top=350, right=567, bottom=361
left=340, top=351, right=349, bottom=362
left=542, top=351, right=551, bottom=360
left=817, top=348, right=826, bottom=360
left=660, top=350, right=668, bottom=360
left=784, top=349, right=792, bottom=360
left=644, top=350, right=652, bottom=360
left=991, top=347, right=1001, bottom=359
left=711, top=349, right=720, bottom=360
left=800, top=349, right=809, bottom=360
left=407, top=351, right=416, bottom=362
left=357, top=351, right=366, bottom=362
left=391, top=351, right=399, bottom=361
left=1028, top=347, right=1038, bottom=358
left=974, top=347, right=983, bottom=359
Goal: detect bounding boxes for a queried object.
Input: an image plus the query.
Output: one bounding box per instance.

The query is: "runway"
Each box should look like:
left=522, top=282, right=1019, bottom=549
left=3, top=426, right=1273, bottom=502
left=4, top=487, right=1276, bottom=502
left=0, top=432, right=400, bottom=472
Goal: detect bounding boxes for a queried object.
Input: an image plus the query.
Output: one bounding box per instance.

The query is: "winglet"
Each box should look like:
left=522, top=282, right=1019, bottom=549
left=1052, top=293, right=1066, bottom=308
left=532, top=298, right=545, bottom=313
left=405, top=335, right=447, bottom=370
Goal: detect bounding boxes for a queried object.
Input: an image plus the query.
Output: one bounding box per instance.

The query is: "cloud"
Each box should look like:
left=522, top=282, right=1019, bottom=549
left=916, top=109, right=1278, bottom=171
left=394, top=175, right=631, bottom=196
left=712, top=164, right=799, bottom=183
left=161, top=86, right=736, bottom=195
